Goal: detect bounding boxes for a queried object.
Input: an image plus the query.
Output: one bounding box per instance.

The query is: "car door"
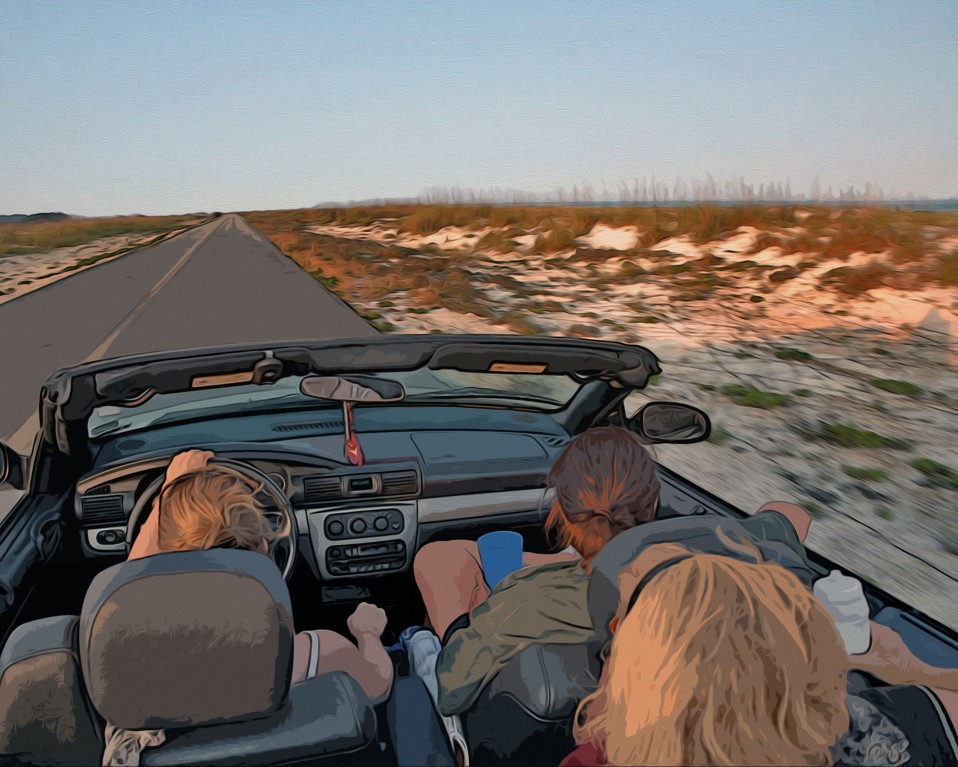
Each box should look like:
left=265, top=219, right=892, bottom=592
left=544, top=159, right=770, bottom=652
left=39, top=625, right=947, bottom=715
left=0, top=447, right=64, bottom=647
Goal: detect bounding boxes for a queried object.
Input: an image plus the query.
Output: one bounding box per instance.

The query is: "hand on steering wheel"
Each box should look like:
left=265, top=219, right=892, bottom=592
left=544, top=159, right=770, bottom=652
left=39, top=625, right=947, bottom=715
left=164, top=449, right=214, bottom=485
left=126, top=452, right=298, bottom=580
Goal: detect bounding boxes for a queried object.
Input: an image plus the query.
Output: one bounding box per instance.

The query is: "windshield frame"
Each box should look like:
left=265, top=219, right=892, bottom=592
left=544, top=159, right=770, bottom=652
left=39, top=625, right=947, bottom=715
left=86, top=367, right=586, bottom=440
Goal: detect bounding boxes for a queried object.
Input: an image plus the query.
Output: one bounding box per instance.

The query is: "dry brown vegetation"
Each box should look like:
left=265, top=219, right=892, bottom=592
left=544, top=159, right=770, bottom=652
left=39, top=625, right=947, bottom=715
left=0, top=214, right=207, bottom=257
left=239, top=203, right=958, bottom=328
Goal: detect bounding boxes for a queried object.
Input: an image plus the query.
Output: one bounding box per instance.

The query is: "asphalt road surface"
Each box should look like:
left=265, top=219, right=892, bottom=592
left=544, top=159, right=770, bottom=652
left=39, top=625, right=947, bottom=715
left=0, top=214, right=376, bottom=517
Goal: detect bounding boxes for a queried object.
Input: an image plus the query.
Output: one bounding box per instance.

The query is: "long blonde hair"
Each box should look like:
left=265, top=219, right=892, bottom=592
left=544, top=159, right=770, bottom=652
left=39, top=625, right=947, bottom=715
left=574, top=542, right=850, bottom=766
left=157, top=465, right=290, bottom=553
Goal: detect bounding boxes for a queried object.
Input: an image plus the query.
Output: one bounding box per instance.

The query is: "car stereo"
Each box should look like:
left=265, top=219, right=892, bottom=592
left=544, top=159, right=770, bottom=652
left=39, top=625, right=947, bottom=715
left=307, top=501, right=417, bottom=580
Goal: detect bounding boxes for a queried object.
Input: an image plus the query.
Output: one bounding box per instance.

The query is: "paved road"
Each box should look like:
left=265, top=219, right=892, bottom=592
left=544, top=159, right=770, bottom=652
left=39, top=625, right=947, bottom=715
left=0, top=214, right=376, bottom=515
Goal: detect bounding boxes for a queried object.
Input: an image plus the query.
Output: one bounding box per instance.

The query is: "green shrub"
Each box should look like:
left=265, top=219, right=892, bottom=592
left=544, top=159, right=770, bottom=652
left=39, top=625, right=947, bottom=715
left=749, top=295, right=765, bottom=303
left=721, top=384, right=792, bottom=409
left=909, top=458, right=958, bottom=489
left=774, top=348, right=813, bottom=362
left=310, top=271, right=339, bottom=288
left=817, top=422, right=913, bottom=450
left=870, top=378, right=923, bottom=396
left=875, top=506, right=895, bottom=520
left=841, top=465, right=889, bottom=482
left=792, top=388, right=813, bottom=397
left=709, top=426, right=732, bottom=445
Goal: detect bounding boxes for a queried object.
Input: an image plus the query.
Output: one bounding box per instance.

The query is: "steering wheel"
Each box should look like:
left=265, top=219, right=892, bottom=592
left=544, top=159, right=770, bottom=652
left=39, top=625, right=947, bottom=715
left=125, top=457, right=298, bottom=580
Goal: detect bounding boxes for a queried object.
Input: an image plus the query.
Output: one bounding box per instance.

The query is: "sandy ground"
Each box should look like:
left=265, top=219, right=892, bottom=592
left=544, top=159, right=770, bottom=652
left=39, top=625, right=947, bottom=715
left=306, top=218, right=958, bottom=628
left=0, top=228, right=191, bottom=306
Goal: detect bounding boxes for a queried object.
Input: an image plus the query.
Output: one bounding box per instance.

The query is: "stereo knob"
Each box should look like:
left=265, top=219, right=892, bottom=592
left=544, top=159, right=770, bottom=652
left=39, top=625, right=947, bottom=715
left=374, top=516, right=389, bottom=531
left=350, top=518, right=367, bottom=534
left=328, top=520, right=344, bottom=536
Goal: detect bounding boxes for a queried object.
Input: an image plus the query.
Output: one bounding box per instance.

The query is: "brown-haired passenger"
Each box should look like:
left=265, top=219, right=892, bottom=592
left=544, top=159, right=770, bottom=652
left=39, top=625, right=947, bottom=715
left=414, top=426, right=659, bottom=715
left=564, top=543, right=958, bottom=767
left=129, top=450, right=393, bottom=704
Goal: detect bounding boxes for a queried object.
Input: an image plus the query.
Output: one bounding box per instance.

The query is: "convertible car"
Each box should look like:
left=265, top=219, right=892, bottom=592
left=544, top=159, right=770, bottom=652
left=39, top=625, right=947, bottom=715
left=0, top=334, right=955, bottom=766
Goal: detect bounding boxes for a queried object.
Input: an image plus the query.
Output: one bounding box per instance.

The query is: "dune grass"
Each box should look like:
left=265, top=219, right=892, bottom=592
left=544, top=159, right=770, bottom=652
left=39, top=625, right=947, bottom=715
left=0, top=215, right=204, bottom=256
left=236, top=203, right=958, bottom=332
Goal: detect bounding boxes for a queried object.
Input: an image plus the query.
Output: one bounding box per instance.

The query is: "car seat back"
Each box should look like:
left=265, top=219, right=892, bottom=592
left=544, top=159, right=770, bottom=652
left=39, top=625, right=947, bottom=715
left=79, top=549, right=294, bottom=730
left=0, top=615, right=103, bottom=766
left=462, top=642, right=597, bottom=766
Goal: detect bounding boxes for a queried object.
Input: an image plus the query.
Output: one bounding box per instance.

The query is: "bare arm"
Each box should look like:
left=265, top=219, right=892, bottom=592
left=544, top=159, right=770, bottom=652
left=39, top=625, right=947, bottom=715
left=851, top=622, right=958, bottom=691
left=293, top=603, right=393, bottom=704
left=755, top=501, right=812, bottom=542
left=307, top=630, right=393, bottom=704
left=128, top=501, right=162, bottom=560
left=128, top=450, right=214, bottom=560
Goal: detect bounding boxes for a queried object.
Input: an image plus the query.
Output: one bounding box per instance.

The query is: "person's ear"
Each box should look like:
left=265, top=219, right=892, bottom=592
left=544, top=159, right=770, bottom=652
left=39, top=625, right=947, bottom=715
left=609, top=616, right=620, bottom=635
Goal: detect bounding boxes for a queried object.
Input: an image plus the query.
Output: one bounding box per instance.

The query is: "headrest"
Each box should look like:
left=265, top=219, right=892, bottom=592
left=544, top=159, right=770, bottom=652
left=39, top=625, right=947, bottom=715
left=80, top=549, right=295, bottom=730
left=587, top=515, right=819, bottom=652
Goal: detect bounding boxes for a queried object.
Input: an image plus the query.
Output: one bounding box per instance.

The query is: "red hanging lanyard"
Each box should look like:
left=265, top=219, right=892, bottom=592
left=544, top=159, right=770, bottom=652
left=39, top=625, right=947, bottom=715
left=343, top=402, right=364, bottom=466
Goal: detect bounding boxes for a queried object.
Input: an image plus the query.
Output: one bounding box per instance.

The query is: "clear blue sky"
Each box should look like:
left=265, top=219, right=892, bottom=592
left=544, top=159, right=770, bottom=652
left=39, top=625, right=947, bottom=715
left=2, top=0, right=956, bottom=216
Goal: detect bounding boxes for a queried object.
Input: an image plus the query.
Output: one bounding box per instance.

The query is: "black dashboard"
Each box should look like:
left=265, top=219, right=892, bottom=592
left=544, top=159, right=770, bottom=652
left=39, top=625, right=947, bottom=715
left=74, top=405, right=574, bottom=580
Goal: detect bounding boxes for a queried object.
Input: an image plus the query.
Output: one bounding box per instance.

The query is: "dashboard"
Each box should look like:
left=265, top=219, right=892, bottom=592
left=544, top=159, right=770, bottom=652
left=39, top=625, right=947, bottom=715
left=73, top=406, right=576, bottom=581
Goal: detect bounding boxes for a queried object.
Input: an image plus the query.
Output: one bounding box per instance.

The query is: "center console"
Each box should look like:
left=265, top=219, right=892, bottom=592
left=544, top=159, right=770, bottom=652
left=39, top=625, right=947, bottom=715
left=307, top=501, right=417, bottom=580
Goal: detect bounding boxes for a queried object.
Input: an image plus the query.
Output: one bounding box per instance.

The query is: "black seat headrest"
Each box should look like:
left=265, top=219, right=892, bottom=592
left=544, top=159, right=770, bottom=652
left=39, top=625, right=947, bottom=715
left=80, top=549, right=294, bottom=731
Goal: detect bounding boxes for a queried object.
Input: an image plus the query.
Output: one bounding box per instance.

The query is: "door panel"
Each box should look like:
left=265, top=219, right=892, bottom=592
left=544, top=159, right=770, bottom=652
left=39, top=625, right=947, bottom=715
left=0, top=493, right=65, bottom=646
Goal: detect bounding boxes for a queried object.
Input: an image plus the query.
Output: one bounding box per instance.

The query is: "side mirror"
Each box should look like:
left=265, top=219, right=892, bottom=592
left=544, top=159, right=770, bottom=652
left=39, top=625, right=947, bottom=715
left=0, top=442, right=25, bottom=490
left=631, top=401, right=711, bottom=444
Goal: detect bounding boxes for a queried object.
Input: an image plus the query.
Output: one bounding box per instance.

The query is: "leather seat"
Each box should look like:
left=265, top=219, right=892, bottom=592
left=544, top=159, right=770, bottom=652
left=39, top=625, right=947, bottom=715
left=0, top=549, right=379, bottom=766
left=456, top=515, right=821, bottom=765
left=461, top=642, right=596, bottom=766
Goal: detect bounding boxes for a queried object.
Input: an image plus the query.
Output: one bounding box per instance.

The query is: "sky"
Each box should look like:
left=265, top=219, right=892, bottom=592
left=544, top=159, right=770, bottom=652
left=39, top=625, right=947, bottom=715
left=2, top=0, right=956, bottom=216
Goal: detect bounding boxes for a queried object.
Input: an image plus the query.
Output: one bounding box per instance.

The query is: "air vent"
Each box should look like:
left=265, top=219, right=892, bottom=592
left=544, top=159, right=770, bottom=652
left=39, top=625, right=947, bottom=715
left=303, top=475, right=343, bottom=503
left=273, top=419, right=343, bottom=435
left=541, top=436, right=570, bottom=448
left=87, top=484, right=112, bottom=496
left=80, top=494, right=126, bottom=525
left=381, top=470, right=419, bottom=497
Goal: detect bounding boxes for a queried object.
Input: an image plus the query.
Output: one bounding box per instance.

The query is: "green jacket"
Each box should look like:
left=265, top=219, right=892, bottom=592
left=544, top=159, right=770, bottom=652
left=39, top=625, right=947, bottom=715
left=435, top=511, right=809, bottom=716
left=436, top=559, right=590, bottom=716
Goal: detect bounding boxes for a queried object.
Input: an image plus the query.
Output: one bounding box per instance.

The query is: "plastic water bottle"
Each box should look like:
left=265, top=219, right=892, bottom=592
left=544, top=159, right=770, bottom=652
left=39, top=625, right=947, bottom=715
left=813, top=570, right=871, bottom=654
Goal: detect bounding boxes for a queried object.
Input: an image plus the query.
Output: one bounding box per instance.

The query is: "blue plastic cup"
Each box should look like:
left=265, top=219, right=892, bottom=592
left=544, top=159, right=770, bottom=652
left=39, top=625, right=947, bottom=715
left=477, top=531, right=524, bottom=589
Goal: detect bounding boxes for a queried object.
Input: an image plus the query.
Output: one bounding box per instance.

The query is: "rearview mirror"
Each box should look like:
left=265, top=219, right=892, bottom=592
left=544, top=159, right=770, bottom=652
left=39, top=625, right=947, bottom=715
left=631, top=401, right=711, bottom=444
left=0, top=442, right=25, bottom=490
left=300, top=374, right=405, bottom=403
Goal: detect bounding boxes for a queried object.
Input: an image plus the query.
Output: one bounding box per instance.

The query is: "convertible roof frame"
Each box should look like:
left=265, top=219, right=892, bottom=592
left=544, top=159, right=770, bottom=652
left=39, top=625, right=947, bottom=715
left=39, top=335, right=662, bottom=449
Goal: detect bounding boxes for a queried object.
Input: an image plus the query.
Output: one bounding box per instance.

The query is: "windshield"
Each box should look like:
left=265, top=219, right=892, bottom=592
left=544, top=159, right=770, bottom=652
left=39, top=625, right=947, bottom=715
left=87, top=367, right=582, bottom=438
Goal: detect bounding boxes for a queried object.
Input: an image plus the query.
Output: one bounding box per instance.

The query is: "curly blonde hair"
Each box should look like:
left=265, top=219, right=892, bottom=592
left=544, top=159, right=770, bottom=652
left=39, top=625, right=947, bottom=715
left=574, top=542, right=850, bottom=766
left=156, top=466, right=290, bottom=553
